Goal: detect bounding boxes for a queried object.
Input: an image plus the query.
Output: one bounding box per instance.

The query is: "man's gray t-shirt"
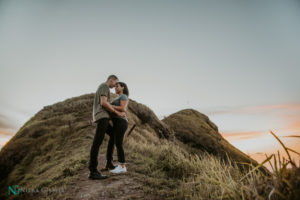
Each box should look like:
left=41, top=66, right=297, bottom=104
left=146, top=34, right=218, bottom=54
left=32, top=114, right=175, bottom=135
left=92, top=82, right=110, bottom=122
left=110, top=94, right=128, bottom=121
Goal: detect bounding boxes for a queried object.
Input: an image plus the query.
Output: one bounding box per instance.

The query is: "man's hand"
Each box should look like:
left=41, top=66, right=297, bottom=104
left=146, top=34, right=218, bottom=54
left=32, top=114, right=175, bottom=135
left=115, top=110, right=126, bottom=117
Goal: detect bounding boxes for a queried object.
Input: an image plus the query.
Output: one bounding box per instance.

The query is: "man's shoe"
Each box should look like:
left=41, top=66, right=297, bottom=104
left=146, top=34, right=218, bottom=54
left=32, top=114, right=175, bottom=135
left=88, top=171, right=109, bottom=179
left=104, top=161, right=116, bottom=170
left=109, top=164, right=127, bottom=174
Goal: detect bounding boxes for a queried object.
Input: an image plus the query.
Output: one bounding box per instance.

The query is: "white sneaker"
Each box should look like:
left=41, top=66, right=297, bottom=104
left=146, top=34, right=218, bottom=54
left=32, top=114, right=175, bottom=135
left=109, top=164, right=127, bottom=174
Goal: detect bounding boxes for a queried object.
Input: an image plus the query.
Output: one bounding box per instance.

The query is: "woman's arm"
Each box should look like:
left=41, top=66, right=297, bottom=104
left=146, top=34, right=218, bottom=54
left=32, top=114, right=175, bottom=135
left=112, top=100, right=128, bottom=112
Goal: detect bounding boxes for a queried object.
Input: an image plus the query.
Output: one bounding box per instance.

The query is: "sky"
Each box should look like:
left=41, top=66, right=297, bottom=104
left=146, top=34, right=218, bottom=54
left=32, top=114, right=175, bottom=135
left=0, top=0, right=299, bottom=168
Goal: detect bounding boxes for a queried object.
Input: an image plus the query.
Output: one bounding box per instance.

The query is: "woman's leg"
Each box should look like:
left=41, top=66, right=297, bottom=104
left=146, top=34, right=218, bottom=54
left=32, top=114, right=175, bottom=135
left=113, top=118, right=128, bottom=164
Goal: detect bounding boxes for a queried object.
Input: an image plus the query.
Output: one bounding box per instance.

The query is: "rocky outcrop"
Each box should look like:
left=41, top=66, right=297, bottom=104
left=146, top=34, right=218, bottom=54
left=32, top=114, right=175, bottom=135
left=163, top=109, right=270, bottom=175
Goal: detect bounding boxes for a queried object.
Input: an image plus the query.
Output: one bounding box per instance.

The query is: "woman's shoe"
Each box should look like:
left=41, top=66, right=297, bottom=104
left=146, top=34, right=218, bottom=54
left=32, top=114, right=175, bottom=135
left=109, top=164, right=127, bottom=174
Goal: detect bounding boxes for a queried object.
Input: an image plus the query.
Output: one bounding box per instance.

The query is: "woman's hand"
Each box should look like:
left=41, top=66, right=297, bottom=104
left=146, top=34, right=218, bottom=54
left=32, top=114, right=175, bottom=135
left=114, top=110, right=126, bottom=117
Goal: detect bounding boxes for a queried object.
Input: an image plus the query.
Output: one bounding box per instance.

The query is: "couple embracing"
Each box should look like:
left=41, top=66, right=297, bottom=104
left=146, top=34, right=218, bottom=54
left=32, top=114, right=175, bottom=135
left=88, top=75, right=129, bottom=180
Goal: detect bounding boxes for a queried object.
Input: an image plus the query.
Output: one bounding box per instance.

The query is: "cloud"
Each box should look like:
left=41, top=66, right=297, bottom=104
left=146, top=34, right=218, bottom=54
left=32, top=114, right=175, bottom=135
left=0, top=131, right=15, bottom=137
left=0, top=113, right=19, bottom=138
left=251, top=104, right=300, bottom=111
left=211, top=103, right=300, bottom=135
left=0, top=114, right=17, bottom=129
left=0, top=113, right=17, bottom=129
left=0, top=134, right=11, bottom=150
left=207, top=103, right=300, bottom=115
left=221, top=130, right=267, bottom=140
left=283, top=135, right=300, bottom=138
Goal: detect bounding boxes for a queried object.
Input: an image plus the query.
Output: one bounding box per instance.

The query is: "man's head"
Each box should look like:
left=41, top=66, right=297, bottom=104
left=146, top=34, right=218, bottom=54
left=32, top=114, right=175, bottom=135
left=106, top=75, right=119, bottom=88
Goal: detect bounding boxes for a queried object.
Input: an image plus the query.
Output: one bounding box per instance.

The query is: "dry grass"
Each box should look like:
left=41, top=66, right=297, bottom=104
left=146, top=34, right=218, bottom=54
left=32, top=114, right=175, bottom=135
left=125, top=129, right=299, bottom=200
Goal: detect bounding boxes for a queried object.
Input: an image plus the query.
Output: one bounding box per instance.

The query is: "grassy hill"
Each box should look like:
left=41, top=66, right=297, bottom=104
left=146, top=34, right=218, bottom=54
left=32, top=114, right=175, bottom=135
left=0, top=93, right=298, bottom=200
left=162, top=109, right=270, bottom=175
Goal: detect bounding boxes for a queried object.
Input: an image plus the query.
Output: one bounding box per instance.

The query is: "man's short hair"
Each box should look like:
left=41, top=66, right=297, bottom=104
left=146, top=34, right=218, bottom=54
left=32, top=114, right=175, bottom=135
left=107, top=74, right=118, bottom=81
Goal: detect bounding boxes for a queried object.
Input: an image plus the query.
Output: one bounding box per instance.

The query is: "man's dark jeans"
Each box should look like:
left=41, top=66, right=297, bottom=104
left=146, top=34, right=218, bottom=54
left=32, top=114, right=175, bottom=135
left=88, top=118, right=114, bottom=172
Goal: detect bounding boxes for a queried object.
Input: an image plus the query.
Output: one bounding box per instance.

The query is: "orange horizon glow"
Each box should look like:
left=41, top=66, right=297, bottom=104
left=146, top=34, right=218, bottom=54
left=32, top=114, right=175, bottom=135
left=0, top=130, right=15, bottom=137
left=218, top=103, right=300, bottom=171
left=0, top=133, right=12, bottom=149
left=221, top=129, right=300, bottom=171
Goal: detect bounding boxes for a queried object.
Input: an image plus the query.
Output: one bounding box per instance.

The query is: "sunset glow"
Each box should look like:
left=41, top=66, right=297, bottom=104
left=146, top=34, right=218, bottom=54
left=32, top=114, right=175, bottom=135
left=219, top=104, right=300, bottom=170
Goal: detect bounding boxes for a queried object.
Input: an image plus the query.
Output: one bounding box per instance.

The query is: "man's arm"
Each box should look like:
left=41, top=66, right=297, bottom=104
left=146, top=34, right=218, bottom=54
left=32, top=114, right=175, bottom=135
left=101, top=96, right=126, bottom=117
left=112, top=100, right=128, bottom=112
left=100, top=95, right=115, bottom=113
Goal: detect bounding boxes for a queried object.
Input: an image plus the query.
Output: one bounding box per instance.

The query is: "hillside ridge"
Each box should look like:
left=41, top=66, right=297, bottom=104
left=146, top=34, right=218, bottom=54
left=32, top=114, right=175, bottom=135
left=0, top=93, right=270, bottom=199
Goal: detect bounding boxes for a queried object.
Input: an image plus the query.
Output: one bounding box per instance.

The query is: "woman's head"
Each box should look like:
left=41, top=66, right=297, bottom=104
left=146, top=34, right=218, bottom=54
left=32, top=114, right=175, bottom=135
left=115, top=82, right=129, bottom=97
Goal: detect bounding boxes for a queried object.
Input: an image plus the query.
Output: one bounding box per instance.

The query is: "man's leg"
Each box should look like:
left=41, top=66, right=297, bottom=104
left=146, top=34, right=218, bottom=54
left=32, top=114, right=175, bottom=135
left=88, top=118, right=109, bottom=172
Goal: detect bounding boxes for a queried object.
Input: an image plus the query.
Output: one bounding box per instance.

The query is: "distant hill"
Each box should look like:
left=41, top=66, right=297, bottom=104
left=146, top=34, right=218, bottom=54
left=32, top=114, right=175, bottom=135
left=162, top=109, right=267, bottom=170
left=0, top=93, right=270, bottom=200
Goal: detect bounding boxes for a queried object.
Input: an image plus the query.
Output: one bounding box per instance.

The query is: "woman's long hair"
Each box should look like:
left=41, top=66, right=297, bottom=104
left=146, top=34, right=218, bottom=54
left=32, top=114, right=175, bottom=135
left=118, top=82, right=129, bottom=97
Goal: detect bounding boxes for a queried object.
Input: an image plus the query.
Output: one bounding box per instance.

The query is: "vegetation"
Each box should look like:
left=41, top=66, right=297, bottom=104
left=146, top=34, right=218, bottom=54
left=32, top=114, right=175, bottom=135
left=125, top=130, right=300, bottom=200
left=0, top=93, right=299, bottom=199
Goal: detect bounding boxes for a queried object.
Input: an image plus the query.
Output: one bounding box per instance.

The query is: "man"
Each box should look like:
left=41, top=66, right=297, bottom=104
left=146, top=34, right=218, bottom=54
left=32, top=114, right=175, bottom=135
left=88, top=75, right=125, bottom=179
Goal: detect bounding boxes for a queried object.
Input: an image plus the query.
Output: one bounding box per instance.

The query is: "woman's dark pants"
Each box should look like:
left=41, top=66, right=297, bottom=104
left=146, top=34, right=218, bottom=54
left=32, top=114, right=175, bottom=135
left=112, top=118, right=128, bottom=163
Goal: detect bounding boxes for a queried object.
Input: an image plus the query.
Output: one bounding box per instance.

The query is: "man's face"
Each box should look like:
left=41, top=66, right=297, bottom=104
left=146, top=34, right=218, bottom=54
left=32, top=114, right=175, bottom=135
left=108, top=78, right=118, bottom=88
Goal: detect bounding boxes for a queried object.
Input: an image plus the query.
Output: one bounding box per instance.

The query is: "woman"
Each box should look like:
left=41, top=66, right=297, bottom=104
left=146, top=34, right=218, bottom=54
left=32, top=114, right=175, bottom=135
left=109, top=82, right=129, bottom=174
